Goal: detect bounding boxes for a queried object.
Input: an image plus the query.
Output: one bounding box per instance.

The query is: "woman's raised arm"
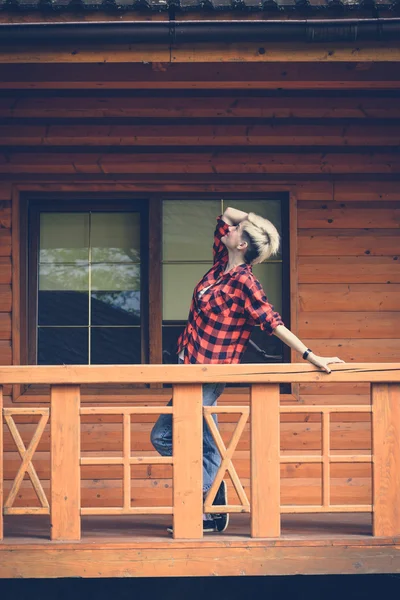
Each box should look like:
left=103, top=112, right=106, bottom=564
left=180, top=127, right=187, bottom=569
left=222, top=207, right=249, bottom=225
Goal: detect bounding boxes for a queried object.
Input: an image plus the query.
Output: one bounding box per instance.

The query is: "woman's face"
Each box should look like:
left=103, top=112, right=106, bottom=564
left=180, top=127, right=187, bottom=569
left=222, top=223, right=246, bottom=251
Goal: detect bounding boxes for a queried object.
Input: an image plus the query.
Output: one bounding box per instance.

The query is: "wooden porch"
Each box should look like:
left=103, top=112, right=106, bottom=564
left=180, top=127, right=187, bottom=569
left=1, top=363, right=400, bottom=578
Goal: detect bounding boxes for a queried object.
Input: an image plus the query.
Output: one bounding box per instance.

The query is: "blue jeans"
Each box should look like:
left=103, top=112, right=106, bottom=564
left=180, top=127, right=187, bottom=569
left=150, top=373, right=226, bottom=493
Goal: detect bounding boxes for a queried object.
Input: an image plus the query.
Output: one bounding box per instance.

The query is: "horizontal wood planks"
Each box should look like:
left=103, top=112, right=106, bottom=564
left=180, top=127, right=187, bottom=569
left=2, top=518, right=400, bottom=577
left=1, top=83, right=400, bottom=525
left=1, top=63, right=400, bottom=90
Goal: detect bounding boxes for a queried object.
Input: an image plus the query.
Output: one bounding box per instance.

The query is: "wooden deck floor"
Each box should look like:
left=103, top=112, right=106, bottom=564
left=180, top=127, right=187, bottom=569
left=1, top=513, right=400, bottom=578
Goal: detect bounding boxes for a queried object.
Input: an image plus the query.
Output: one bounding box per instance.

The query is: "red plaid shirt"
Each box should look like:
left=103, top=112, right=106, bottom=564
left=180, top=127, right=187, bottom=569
left=177, top=216, right=284, bottom=364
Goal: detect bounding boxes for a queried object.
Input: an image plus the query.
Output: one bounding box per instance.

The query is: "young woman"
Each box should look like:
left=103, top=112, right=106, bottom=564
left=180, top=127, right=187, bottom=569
left=151, top=206, right=344, bottom=534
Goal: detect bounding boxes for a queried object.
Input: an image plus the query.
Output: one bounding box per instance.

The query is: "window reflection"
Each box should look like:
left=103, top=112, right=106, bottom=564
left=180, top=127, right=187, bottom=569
left=37, top=211, right=141, bottom=365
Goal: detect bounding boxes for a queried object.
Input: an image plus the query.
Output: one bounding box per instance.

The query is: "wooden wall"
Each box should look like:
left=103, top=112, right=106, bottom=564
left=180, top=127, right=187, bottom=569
left=1, top=83, right=399, bottom=512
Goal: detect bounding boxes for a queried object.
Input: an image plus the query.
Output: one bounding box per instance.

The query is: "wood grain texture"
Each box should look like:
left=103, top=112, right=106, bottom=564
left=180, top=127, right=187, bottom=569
left=2, top=529, right=400, bottom=577
left=50, top=385, right=81, bottom=541
left=298, top=284, right=400, bottom=312
left=1, top=63, right=400, bottom=90
left=172, top=384, right=203, bottom=539
left=298, top=312, right=400, bottom=339
left=2, top=419, right=373, bottom=454
left=0, top=386, right=2, bottom=540
left=251, top=384, right=280, bottom=537
left=298, top=206, right=400, bottom=229
left=3, top=42, right=400, bottom=64
left=298, top=256, right=400, bottom=284
left=0, top=364, right=398, bottom=384
left=1, top=476, right=372, bottom=508
left=372, top=383, right=400, bottom=537
left=3, top=409, right=49, bottom=513
left=1, top=94, right=400, bottom=119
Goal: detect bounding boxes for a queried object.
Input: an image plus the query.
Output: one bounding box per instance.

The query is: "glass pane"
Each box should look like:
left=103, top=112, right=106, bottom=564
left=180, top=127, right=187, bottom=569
left=241, top=326, right=283, bottom=364
left=163, top=263, right=212, bottom=321
left=39, top=213, right=89, bottom=264
left=252, top=263, right=282, bottom=315
left=163, top=200, right=221, bottom=261
left=38, top=291, right=88, bottom=326
left=91, top=327, right=141, bottom=364
left=162, top=323, right=185, bottom=363
left=91, top=291, right=140, bottom=326
left=91, top=213, right=141, bottom=263
left=91, top=264, right=140, bottom=292
left=38, top=327, right=88, bottom=365
left=39, top=264, right=89, bottom=292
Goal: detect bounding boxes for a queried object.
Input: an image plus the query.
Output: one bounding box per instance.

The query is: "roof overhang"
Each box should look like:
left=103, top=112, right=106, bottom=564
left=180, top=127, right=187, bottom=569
left=1, top=17, right=400, bottom=44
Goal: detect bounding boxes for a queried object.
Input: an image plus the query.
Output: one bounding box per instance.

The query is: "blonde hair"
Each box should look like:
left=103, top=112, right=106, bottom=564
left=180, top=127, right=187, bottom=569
left=241, top=212, right=280, bottom=265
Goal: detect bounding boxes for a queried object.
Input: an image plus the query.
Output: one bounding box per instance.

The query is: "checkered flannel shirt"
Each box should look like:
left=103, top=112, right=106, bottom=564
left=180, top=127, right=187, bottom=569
left=177, top=215, right=284, bottom=364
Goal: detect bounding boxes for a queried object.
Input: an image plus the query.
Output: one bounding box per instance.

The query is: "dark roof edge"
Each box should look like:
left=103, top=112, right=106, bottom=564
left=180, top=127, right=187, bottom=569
left=1, top=17, right=400, bottom=43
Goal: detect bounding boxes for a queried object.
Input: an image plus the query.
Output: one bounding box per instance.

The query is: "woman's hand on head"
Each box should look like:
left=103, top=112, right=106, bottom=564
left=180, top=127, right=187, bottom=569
left=307, top=354, right=345, bottom=374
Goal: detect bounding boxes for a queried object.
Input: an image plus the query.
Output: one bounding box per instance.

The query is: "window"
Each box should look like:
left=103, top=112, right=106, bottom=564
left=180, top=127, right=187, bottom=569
left=161, top=198, right=289, bottom=365
left=23, top=196, right=288, bottom=369
left=27, top=202, right=146, bottom=366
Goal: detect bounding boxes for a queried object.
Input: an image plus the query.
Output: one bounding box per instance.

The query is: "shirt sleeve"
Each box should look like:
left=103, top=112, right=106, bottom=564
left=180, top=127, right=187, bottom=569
left=213, top=215, right=230, bottom=265
left=243, top=276, right=284, bottom=335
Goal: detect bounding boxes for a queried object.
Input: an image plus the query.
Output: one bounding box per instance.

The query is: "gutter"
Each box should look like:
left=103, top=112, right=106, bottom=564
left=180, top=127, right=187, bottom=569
left=0, top=18, right=400, bottom=44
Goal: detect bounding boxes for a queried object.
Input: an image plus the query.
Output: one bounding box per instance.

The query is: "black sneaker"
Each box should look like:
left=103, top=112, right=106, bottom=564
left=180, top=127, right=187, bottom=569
left=167, top=518, right=217, bottom=535
left=212, top=480, right=229, bottom=533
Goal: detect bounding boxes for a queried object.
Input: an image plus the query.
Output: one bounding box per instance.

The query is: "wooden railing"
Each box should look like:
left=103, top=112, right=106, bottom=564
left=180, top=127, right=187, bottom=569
left=1, top=364, right=400, bottom=541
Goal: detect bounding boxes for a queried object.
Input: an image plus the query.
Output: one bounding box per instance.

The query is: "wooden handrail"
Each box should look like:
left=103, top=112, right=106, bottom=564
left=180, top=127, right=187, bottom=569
left=1, top=364, right=400, bottom=543
left=0, top=363, right=399, bottom=384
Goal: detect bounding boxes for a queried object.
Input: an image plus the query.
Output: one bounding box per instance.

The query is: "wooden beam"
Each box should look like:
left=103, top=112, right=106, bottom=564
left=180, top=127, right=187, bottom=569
left=2, top=152, right=400, bottom=176
left=172, top=384, right=203, bottom=539
left=372, top=383, right=400, bottom=537
left=1, top=122, right=400, bottom=147
left=148, top=197, right=163, bottom=366
left=0, top=363, right=398, bottom=384
left=0, top=386, right=2, bottom=541
left=1, top=63, right=400, bottom=90
left=50, top=385, right=81, bottom=541
left=1, top=94, right=400, bottom=119
left=251, top=383, right=280, bottom=538
left=2, top=539, right=400, bottom=577
left=1, top=42, right=400, bottom=64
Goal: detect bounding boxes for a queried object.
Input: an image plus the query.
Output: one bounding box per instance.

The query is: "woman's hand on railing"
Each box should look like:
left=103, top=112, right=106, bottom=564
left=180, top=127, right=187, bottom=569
left=307, top=353, right=345, bottom=374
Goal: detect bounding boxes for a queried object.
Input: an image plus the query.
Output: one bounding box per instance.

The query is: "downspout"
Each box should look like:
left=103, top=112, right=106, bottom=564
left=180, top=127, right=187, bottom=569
left=0, top=18, right=400, bottom=44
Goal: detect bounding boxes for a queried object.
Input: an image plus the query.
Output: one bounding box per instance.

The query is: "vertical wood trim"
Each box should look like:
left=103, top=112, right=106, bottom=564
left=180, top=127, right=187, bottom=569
left=0, top=386, right=3, bottom=540
left=173, top=383, right=203, bottom=539
left=11, top=186, right=21, bottom=367
left=322, top=412, right=330, bottom=507
left=27, top=207, right=39, bottom=367
left=51, top=384, right=81, bottom=541
left=372, top=383, right=400, bottom=537
left=123, top=413, right=131, bottom=511
left=251, top=383, right=280, bottom=538
left=148, top=197, right=163, bottom=366
left=289, top=191, right=300, bottom=401
left=11, top=187, right=22, bottom=401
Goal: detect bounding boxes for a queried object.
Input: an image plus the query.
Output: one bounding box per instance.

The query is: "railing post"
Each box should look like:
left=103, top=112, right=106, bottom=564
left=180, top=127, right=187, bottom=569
left=251, top=383, right=280, bottom=538
left=173, top=383, right=203, bottom=539
left=51, top=384, right=81, bottom=541
left=372, top=383, right=400, bottom=537
left=0, top=386, right=3, bottom=541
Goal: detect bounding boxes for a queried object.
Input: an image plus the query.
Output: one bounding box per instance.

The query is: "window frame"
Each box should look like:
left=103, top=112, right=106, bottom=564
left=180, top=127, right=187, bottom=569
left=161, top=194, right=291, bottom=367
left=26, top=198, right=150, bottom=367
